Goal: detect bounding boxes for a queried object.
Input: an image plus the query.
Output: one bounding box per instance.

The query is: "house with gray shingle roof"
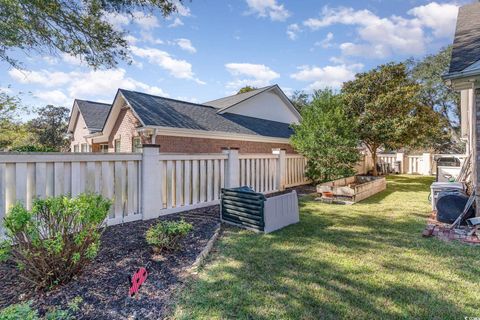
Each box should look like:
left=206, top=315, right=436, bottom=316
left=67, top=85, right=301, bottom=153
left=444, top=1, right=480, bottom=217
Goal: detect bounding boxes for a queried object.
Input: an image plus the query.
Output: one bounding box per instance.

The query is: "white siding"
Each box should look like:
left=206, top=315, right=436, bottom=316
left=224, top=91, right=299, bottom=124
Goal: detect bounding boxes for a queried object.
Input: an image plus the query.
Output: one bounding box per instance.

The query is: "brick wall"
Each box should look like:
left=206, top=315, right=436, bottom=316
left=70, top=112, right=90, bottom=151
left=154, top=135, right=295, bottom=153
left=106, top=106, right=296, bottom=154
left=108, top=107, right=141, bottom=152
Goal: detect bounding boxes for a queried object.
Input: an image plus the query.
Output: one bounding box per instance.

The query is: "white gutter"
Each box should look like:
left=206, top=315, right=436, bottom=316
left=145, top=126, right=291, bottom=144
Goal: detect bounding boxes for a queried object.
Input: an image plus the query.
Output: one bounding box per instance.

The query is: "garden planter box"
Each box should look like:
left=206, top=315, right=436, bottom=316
left=316, top=176, right=386, bottom=203
left=220, top=187, right=299, bottom=233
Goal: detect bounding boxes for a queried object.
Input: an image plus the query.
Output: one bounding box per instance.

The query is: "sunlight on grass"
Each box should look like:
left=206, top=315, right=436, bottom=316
left=174, top=175, right=480, bottom=320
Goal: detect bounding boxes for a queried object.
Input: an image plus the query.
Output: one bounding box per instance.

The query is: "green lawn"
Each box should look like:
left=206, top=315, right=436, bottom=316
left=174, top=175, right=480, bottom=320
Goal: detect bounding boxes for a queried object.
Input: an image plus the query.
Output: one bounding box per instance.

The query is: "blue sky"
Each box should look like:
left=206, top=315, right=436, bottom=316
left=0, top=0, right=466, bottom=119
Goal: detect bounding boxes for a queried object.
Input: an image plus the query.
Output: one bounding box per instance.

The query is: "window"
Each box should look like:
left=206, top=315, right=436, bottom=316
left=114, top=139, right=121, bottom=152
left=81, top=143, right=88, bottom=152
left=73, top=145, right=79, bottom=153
left=132, top=137, right=142, bottom=153
left=100, top=144, right=109, bottom=153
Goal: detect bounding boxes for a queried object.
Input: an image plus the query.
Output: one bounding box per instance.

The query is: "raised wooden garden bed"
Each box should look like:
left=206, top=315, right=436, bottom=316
left=317, top=176, right=386, bottom=203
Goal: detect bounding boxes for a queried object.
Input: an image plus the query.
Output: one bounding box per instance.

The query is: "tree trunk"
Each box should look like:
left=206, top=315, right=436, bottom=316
left=372, top=149, right=378, bottom=176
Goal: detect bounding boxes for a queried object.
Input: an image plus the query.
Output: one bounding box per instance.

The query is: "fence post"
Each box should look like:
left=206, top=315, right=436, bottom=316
left=274, top=149, right=286, bottom=191
left=141, top=144, right=161, bottom=220
left=223, top=148, right=239, bottom=188
left=395, top=152, right=405, bottom=174
left=422, top=152, right=432, bottom=175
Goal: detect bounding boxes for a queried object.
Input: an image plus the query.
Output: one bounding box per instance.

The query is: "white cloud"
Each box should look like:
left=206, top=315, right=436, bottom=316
left=315, top=32, right=334, bottom=48
left=61, top=53, right=84, bottom=66
left=173, top=0, right=191, bottom=17
left=287, top=24, right=301, bottom=40
left=131, top=46, right=204, bottom=84
left=103, top=10, right=160, bottom=31
left=302, top=2, right=459, bottom=58
left=340, top=42, right=389, bottom=58
left=175, top=38, right=196, bottom=53
left=42, top=56, right=58, bottom=65
left=124, top=35, right=139, bottom=45
left=131, top=11, right=160, bottom=30
left=140, top=31, right=164, bottom=44
left=304, top=7, right=376, bottom=29
left=168, top=17, right=184, bottom=28
left=225, top=62, right=280, bottom=90
left=291, top=63, right=363, bottom=90
left=9, top=69, right=71, bottom=87
left=34, top=90, right=70, bottom=106
left=103, top=12, right=130, bottom=30
left=408, top=2, right=458, bottom=38
left=9, top=68, right=169, bottom=103
left=246, top=0, right=290, bottom=21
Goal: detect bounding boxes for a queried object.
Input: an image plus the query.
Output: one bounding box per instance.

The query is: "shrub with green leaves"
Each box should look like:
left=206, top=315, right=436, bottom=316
left=146, top=220, right=193, bottom=252
left=1, top=194, right=111, bottom=289
left=291, top=89, right=360, bottom=183
left=0, top=297, right=81, bottom=320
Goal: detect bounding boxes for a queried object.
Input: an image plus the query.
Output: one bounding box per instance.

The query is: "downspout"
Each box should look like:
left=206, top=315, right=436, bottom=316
left=470, top=83, right=479, bottom=216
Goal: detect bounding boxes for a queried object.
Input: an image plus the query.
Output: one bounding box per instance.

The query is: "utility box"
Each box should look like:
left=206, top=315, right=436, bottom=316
left=220, top=187, right=299, bottom=233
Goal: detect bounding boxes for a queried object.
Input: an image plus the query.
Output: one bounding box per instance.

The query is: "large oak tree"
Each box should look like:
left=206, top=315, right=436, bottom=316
left=342, top=63, right=442, bottom=176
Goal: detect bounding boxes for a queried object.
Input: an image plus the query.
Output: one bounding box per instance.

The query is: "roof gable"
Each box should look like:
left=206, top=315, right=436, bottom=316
left=75, top=100, right=111, bottom=132
left=203, top=86, right=273, bottom=109
left=448, top=3, right=480, bottom=75
left=67, top=100, right=111, bottom=134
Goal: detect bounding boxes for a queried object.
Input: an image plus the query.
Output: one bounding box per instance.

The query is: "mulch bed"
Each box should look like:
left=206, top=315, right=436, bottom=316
left=0, top=207, right=220, bottom=319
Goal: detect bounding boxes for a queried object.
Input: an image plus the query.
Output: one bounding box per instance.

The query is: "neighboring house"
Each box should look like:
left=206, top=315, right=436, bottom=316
left=444, top=1, right=480, bottom=216
left=67, top=85, right=301, bottom=153
left=67, top=100, right=111, bottom=152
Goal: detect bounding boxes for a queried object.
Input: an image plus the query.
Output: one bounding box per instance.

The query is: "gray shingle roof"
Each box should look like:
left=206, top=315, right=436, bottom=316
left=203, top=86, right=274, bottom=109
left=76, top=100, right=111, bottom=133
left=119, top=89, right=293, bottom=139
left=448, top=2, right=480, bottom=74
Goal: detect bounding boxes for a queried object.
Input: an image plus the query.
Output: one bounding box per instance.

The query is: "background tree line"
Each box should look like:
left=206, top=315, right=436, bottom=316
left=0, top=101, right=70, bottom=152
left=290, top=46, right=461, bottom=181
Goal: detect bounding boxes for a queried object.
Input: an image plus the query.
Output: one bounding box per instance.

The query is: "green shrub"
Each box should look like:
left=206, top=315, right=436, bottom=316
left=145, top=219, right=193, bottom=252
left=0, top=302, right=37, bottom=320
left=9, top=145, right=57, bottom=152
left=1, top=194, right=111, bottom=289
left=0, top=297, right=82, bottom=320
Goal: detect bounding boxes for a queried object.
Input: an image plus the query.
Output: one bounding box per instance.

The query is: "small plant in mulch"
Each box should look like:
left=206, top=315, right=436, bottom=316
left=0, top=297, right=82, bottom=320
left=145, top=219, right=193, bottom=253
left=0, top=194, right=111, bottom=290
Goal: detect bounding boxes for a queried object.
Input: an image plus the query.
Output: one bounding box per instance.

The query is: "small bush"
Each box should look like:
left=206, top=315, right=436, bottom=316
left=10, top=145, right=57, bottom=152
left=0, top=302, right=37, bottom=320
left=0, top=297, right=81, bottom=320
left=145, top=219, right=193, bottom=252
left=1, top=194, right=111, bottom=289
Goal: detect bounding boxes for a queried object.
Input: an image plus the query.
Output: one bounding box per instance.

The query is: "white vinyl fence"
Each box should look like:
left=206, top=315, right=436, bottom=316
left=407, top=155, right=423, bottom=174
left=377, top=154, right=397, bottom=167
left=284, top=155, right=309, bottom=188
left=0, top=147, right=310, bottom=233
left=0, top=153, right=142, bottom=228
left=239, top=154, right=278, bottom=194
